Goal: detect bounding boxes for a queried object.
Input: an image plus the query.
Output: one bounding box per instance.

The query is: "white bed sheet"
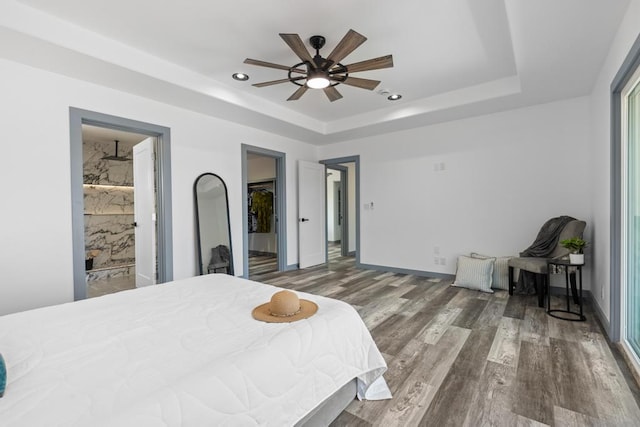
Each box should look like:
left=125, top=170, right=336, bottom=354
left=0, top=274, right=389, bottom=426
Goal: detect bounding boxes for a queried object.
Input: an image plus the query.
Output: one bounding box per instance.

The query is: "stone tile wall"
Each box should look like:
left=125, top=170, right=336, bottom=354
left=83, top=140, right=136, bottom=278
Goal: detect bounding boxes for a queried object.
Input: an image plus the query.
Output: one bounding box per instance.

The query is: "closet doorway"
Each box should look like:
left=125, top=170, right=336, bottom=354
left=241, top=145, right=287, bottom=278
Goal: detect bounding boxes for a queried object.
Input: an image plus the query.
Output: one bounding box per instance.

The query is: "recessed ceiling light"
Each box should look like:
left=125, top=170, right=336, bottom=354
left=232, top=73, right=249, bottom=81
left=387, top=94, right=402, bottom=101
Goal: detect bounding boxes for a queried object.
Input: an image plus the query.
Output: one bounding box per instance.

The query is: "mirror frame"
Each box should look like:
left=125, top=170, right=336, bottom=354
left=194, top=172, right=234, bottom=276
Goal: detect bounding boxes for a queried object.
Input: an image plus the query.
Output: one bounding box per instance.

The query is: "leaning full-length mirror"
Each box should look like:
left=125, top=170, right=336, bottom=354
left=194, top=173, right=233, bottom=275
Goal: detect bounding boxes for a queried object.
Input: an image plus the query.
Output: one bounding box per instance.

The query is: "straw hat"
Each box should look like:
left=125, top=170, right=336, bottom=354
left=252, top=290, right=318, bottom=323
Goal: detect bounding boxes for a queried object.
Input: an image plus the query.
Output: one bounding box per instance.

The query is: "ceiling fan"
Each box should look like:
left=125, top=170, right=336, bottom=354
left=244, top=29, right=393, bottom=102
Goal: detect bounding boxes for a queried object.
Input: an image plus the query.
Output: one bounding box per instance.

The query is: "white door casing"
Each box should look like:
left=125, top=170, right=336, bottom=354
left=298, top=160, right=326, bottom=268
left=133, top=137, right=156, bottom=287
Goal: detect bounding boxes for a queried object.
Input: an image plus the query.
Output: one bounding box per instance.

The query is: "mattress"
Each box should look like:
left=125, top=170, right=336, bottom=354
left=0, top=274, right=390, bottom=426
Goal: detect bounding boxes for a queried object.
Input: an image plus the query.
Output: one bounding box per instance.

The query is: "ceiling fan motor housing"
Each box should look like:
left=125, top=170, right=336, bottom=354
left=309, top=35, right=326, bottom=51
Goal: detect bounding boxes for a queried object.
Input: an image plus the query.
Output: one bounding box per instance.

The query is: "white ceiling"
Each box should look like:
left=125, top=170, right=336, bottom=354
left=0, top=0, right=630, bottom=144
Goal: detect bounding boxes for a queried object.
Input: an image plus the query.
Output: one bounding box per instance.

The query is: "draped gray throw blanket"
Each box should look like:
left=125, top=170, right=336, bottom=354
left=515, top=215, right=576, bottom=294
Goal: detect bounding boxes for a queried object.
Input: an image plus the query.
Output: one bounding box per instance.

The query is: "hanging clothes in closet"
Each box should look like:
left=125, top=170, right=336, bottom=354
left=248, top=184, right=274, bottom=233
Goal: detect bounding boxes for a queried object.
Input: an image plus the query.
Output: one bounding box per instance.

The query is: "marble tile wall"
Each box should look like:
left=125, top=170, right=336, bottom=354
left=84, top=186, right=133, bottom=214
left=84, top=214, right=135, bottom=268
left=83, top=140, right=136, bottom=277
left=83, top=140, right=134, bottom=185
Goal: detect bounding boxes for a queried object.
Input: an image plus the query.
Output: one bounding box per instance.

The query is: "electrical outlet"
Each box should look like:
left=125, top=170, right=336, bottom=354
left=434, top=246, right=440, bottom=255
left=434, top=256, right=440, bottom=265
left=440, top=257, right=446, bottom=266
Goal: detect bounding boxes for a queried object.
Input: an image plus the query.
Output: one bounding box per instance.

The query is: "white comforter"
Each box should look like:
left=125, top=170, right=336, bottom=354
left=0, top=274, right=389, bottom=426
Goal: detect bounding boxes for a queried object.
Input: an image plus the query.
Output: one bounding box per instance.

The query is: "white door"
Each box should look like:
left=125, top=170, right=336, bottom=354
left=298, top=160, right=326, bottom=268
left=133, top=137, right=156, bottom=287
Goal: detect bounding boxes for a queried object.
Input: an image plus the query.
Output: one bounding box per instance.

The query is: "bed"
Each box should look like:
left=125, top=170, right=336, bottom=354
left=0, top=274, right=390, bottom=426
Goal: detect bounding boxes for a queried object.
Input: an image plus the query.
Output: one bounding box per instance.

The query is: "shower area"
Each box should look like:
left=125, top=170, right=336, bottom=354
left=82, top=125, right=148, bottom=297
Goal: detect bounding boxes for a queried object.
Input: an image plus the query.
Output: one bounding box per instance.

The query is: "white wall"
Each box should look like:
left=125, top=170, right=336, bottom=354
left=319, top=97, right=592, bottom=285
left=0, top=58, right=316, bottom=315
left=588, top=0, right=640, bottom=322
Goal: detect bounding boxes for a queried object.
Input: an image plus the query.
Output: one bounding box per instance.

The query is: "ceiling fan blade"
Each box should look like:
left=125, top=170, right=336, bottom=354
left=326, top=29, right=367, bottom=66
left=244, top=58, right=290, bottom=71
left=323, top=86, right=343, bottom=102
left=279, top=33, right=315, bottom=64
left=252, top=77, right=305, bottom=88
left=244, top=59, right=306, bottom=74
left=331, top=76, right=380, bottom=90
left=287, top=85, right=308, bottom=101
left=334, top=54, right=394, bottom=74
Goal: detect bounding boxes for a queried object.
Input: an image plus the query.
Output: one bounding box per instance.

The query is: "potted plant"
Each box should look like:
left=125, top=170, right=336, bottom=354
left=560, top=237, right=587, bottom=264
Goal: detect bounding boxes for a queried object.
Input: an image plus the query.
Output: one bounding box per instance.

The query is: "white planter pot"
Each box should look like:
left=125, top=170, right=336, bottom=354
left=569, top=253, right=584, bottom=264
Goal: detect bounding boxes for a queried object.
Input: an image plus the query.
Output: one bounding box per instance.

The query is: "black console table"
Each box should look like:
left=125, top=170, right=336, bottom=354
left=546, top=259, right=585, bottom=321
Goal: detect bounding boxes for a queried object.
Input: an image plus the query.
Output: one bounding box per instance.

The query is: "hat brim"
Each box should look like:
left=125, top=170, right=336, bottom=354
left=252, top=299, right=318, bottom=323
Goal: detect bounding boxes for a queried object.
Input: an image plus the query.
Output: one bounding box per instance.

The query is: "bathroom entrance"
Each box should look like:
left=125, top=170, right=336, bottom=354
left=82, top=125, right=156, bottom=297
left=69, top=108, right=173, bottom=301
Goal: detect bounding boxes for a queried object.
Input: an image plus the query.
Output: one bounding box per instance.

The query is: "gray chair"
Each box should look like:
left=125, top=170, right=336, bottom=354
left=508, top=219, right=586, bottom=307
left=208, top=245, right=230, bottom=274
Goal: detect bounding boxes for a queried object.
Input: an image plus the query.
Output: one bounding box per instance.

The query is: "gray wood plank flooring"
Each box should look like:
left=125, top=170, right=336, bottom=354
left=252, top=256, right=640, bottom=426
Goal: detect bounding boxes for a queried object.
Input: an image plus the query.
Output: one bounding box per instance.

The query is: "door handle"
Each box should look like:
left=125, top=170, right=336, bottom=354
left=299, top=218, right=310, bottom=222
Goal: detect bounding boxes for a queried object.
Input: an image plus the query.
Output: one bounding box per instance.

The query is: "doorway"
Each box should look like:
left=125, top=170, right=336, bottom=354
left=241, top=144, right=287, bottom=278
left=247, top=154, right=277, bottom=276
left=321, top=156, right=360, bottom=264
left=326, top=166, right=347, bottom=261
left=82, top=125, right=155, bottom=297
left=70, top=108, right=173, bottom=301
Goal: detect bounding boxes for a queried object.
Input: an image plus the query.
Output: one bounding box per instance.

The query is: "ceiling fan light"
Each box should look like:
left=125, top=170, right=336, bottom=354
left=306, top=69, right=330, bottom=89
left=307, top=77, right=330, bottom=89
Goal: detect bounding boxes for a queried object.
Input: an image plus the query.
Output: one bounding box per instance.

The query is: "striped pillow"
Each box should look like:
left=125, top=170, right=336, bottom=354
left=452, top=255, right=494, bottom=293
left=470, top=253, right=511, bottom=290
